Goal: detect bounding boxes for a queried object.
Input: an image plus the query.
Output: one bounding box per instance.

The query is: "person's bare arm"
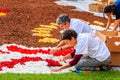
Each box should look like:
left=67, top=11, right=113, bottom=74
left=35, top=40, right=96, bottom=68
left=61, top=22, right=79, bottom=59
left=106, top=15, right=112, bottom=30
left=51, top=53, right=72, bottom=72
left=51, top=63, right=71, bottom=72
left=50, top=40, right=65, bottom=54
left=61, top=44, right=74, bottom=50
left=56, top=40, right=65, bottom=48
left=113, top=19, right=120, bottom=31
left=62, top=53, right=72, bottom=61
left=50, top=42, right=74, bottom=54
left=51, top=54, right=83, bottom=72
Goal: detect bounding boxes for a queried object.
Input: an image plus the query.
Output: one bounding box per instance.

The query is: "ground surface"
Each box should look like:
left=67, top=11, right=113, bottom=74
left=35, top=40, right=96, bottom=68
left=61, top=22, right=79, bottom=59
left=0, top=0, right=108, bottom=48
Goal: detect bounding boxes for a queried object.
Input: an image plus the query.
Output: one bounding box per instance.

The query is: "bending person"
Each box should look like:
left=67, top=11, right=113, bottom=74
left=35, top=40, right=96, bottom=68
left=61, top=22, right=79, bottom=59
left=51, top=29, right=111, bottom=72
left=103, top=0, right=120, bottom=31
left=55, top=14, right=93, bottom=48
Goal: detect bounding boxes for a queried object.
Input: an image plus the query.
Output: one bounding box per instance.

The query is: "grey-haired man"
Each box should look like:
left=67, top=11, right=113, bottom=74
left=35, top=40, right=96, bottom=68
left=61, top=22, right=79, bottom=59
left=56, top=14, right=93, bottom=34
left=55, top=14, right=93, bottom=48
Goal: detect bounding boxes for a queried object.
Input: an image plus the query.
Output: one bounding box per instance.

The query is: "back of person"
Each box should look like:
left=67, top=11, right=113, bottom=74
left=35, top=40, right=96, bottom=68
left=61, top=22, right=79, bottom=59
left=70, top=18, right=93, bottom=34
left=75, top=33, right=110, bottom=62
left=114, top=0, right=120, bottom=17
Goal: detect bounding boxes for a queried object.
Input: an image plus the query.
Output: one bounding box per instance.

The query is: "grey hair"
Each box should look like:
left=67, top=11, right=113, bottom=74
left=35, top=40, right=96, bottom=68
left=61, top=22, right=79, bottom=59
left=56, top=14, right=70, bottom=24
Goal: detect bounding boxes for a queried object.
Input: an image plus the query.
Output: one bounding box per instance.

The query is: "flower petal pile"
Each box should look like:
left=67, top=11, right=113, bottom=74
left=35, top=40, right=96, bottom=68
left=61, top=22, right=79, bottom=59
left=0, top=44, right=74, bottom=74
left=31, top=23, right=60, bottom=43
left=0, top=9, right=10, bottom=17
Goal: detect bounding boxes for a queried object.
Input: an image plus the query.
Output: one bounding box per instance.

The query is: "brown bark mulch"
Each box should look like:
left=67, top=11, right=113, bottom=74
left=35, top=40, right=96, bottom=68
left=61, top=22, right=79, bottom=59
left=0, top=0, right=108, bottom=48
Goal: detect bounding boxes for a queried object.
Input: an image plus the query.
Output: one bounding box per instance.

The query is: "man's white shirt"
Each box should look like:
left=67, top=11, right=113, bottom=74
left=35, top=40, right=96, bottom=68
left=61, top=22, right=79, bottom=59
left=70, top=18, right=93, bottom=34
left=74, top=33, right=110, bottom=62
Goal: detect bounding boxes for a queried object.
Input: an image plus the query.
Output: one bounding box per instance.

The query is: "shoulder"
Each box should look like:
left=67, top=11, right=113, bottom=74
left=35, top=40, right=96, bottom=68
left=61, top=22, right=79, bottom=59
left=114, top=0, right=120, bottom=7
left=77, top=34, right=88, bottom=40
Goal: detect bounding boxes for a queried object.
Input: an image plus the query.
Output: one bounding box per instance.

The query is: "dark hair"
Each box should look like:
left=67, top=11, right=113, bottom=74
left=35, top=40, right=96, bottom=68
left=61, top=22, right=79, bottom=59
left=61, top=29, right=77, bottom=40
left=103, top=5, right=113, bottom=13
left=56, top=14, right=70, bottom=24
left=103, top=5, right=116, bottom=18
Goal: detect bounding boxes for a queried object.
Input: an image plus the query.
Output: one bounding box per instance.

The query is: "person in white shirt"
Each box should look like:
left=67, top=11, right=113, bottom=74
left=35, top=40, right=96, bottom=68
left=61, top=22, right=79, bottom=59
left=51, top=29, right=111, bottom=72
left=56, top=14, right=93, bottom=34
left=55, top=14, right=93, bottom=48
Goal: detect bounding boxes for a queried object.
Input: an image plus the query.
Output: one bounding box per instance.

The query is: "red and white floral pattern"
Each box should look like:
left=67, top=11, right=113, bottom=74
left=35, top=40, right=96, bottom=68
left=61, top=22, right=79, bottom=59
left=0, top=44, right=74, bottom=74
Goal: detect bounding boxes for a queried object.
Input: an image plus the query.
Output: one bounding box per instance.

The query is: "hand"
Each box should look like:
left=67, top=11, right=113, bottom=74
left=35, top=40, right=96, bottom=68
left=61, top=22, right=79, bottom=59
left=105, top=28, right=107, bottom=31
left=58, top=58, right=66, bottom=65
left=50, top=47, right=57, bottom=54
left=51, top=67, right=61, bottom=72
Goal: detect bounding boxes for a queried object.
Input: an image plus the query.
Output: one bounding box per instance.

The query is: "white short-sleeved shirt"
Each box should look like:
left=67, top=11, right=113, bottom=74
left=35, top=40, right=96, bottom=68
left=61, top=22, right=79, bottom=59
left=70, top=18, right=93, bottom=34
left=74, top=33, right=110, bottom=62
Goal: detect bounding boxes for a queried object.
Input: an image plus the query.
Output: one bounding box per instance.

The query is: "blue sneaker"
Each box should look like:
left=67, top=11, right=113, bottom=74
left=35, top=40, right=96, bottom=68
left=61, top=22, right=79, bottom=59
left=75, top=69, right=82, bottom=73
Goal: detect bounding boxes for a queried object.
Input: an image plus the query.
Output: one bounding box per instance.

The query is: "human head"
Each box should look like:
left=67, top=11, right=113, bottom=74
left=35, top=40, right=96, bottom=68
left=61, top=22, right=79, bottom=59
left=103, top=6, right=113, bottom=13
left=56, top=14, right=70, bottom=30
left=103, top=5, right=116, bottom=18
left=61, top=29, right=77, bottom=40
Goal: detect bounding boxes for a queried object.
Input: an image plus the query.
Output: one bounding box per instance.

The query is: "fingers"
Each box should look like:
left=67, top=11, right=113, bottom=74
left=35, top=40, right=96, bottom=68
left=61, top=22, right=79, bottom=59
left=50, top=47, right=56, bottom=54
left=51, top=67, right=61, bottom=72
left=59, top=58, right=66, bottom=65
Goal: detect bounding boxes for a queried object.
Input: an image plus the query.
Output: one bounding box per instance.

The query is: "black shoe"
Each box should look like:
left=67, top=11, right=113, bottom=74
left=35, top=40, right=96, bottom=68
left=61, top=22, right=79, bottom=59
left=99, top=65, right=112, bottom=71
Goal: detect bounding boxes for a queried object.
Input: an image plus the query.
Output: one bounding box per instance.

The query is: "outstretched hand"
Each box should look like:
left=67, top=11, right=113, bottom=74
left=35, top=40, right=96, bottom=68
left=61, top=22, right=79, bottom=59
left=50, top=47, right=57, bottom=54
left=51, top=67, right=61, bottom=72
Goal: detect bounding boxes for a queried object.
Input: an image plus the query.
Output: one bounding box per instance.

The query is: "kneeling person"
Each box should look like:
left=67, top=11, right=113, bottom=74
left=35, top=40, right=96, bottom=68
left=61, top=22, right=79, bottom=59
left=51, top=29, right=111, bottom=72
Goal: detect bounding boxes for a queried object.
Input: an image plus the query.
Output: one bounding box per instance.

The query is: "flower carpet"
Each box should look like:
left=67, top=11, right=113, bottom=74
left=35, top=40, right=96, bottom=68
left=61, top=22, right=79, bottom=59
left=0, top=44, right=74, bottom=74
left=0, top=0, right=120, bottom=74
